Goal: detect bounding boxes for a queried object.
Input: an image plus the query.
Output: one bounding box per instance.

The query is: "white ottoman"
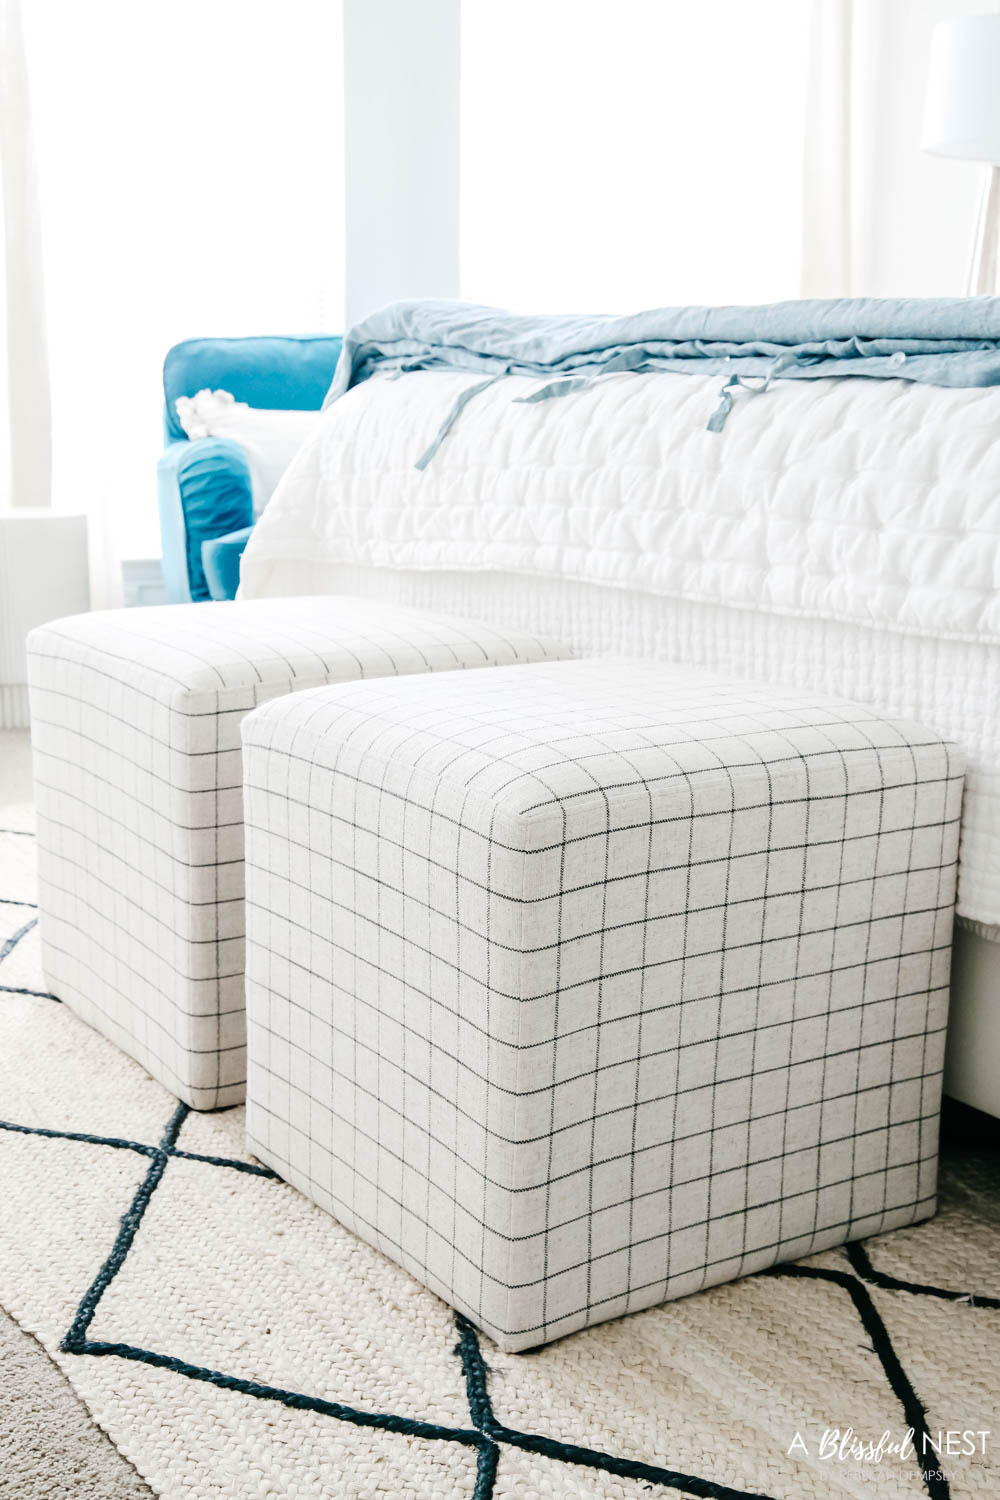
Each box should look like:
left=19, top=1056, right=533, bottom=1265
left=241, top=659, right=965, bottom=1351
left=26, top=598, right=567, bottom=1109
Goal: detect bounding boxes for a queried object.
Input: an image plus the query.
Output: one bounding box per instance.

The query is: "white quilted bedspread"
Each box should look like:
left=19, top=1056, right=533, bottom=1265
left=245, top=369, right=1000, bottom=642
left=240, top=368, right=1000, bottom=929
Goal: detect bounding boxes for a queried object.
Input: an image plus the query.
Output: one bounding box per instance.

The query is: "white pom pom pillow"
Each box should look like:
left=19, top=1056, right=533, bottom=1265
left=175, top=389, right=320, bottom=518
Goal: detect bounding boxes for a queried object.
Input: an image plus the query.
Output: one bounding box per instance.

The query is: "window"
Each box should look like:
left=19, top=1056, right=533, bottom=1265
left=24, top=0, right=344, bottom=560
left=461, top=0, right=810, bottom=314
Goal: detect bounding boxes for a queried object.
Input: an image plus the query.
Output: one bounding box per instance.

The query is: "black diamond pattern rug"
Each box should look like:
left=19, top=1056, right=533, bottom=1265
left=1, top=795, right=999, bottom=1497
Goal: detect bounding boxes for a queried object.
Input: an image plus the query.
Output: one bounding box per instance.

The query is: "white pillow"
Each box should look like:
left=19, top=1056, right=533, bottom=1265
left=175, top=388, right=320, bottom=518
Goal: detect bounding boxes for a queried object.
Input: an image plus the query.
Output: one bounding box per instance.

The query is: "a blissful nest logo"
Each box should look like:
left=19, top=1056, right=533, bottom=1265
left=788, top=1427, right=990, bottom=1467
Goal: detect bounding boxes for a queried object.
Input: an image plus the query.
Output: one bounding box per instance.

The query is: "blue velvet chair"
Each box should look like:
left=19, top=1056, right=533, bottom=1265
left=158, top=335, right=343, bottom=602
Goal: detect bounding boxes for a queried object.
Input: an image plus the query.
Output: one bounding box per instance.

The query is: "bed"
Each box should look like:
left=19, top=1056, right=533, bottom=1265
left=237, top=299, right=1000, bottom=1117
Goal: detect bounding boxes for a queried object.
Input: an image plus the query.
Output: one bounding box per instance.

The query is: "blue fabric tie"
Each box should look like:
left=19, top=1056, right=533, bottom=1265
left=325, top=296, right=1000, bottom=463
left=415, top=376, right=503, bottom=470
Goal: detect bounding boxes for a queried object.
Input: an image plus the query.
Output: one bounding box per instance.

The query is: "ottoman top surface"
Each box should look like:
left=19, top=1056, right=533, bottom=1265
left=26, top=597, right=566, bottom=703
left=243, top=658, right=963, bottom=829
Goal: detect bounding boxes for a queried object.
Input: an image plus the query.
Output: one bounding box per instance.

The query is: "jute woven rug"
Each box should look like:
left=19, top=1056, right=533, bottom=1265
left=1, top=745, right=999, bottom=1499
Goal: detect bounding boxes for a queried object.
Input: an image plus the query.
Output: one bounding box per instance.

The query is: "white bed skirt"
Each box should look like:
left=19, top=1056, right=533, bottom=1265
left=239, top=561, right=1000, bottom=1117
left=243, top=562, right=998, bottom=923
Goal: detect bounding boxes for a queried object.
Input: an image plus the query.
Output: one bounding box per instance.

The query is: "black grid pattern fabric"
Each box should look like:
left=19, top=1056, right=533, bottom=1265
left=241, top=658, right=965, bottom=1351
left=26, top=598, right=568, bottom=1110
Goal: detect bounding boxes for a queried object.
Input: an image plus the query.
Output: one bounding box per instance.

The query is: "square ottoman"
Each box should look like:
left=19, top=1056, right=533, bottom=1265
left=27, top=597, right=567, bottom=1109
left=241, top=658, right=965, bottom=1350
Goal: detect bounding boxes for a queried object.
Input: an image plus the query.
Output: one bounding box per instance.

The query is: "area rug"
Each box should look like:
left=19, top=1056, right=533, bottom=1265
left=0, top=1303, right=154, bottom=1500
left=1, top=787, right=999, bottom=1498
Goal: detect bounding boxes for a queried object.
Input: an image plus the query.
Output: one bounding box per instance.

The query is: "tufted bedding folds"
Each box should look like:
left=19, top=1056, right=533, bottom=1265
left=239, top=366, right=1000, bottom=933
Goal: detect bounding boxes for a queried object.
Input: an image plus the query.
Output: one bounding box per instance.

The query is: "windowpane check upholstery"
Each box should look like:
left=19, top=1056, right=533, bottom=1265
left=241, top=660, right=964, bottom=1350
left=27, top=598, right=567, bottom=1109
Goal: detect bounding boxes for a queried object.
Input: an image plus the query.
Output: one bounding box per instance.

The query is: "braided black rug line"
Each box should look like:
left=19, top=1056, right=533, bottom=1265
left=3, top=1082, right=984, bottom=1500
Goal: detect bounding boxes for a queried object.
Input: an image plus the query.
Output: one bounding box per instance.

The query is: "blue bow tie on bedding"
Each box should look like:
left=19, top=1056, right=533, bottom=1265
left=324, top=296, right=1000, bottom=463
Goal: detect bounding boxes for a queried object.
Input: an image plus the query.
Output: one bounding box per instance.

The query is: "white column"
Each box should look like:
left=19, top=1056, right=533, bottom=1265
left=343, top=0, right=460, bottom=328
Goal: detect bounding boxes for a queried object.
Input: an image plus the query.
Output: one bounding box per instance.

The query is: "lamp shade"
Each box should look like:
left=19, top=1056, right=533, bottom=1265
left=923, top=15, right=1000, bottom=162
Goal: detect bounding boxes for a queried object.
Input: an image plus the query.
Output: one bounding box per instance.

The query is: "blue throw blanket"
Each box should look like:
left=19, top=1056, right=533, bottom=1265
left=324, top=296, right=1000, bottom=461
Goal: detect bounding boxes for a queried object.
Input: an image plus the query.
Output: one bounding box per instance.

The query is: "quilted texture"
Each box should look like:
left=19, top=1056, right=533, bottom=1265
left=241, top=659, right=964, bottom=1350
left=243, top=370, right=1000, bottom=641
left=26, top=598, right=569, bottom=1109
left=237, top=370, right=1000, bottom=932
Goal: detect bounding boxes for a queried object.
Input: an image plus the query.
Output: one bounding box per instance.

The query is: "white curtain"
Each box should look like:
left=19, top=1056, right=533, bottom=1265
left=800, top=0, right=993, bottom=298
left=801, top=0, right=861, bottom=297
left=0, top=0, right=49, bottom=511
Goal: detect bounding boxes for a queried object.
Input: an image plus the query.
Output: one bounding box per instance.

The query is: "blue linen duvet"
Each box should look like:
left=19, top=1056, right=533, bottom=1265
left=324, top=295, right=1000, bottom=454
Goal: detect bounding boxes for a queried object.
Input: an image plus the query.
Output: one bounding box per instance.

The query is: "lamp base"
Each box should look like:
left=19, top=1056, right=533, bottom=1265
left=967, top=163, right=1000, bottom=296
